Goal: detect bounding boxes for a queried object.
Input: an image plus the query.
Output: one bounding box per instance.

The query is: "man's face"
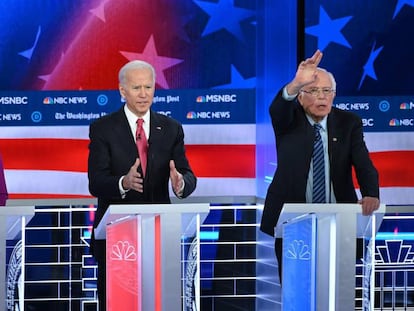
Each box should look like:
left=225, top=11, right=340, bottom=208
left=297, top=70, right=335, bottom=122
left=119, top=67, right=155, bottom=117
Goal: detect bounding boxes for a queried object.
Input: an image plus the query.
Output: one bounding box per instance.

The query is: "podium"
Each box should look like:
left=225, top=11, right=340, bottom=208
left=276, top=203, right=386, bottom=311
left=94, top=203, right=209, bottom=311
left=0, top=205, right=35, bottom=310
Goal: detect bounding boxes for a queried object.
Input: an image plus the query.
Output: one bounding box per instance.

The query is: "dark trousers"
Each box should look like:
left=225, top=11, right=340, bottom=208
left=92, top=239, right=106, bottom=311
left=275, top=237, right=283, bottom=284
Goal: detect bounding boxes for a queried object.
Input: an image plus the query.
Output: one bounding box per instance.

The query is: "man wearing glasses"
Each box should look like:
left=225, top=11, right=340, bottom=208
left=260, top=49, right=380, bottom=281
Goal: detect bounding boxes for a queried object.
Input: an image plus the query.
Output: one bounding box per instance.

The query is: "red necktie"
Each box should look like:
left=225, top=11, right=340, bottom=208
left=136, top=118, right=148, bottom=176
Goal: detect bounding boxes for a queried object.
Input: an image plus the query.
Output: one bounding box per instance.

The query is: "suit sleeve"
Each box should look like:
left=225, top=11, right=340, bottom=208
left=88, top=120, right=125, bottom=199
left=172, top=123, right=197, bottom=198
left=269, top=87, right=298, bottom=134
left=350, top=117, right=380, bottom=198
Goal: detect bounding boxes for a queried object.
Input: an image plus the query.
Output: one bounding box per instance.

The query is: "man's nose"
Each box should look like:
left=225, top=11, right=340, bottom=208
left=138, top=87, right=146, bottom=96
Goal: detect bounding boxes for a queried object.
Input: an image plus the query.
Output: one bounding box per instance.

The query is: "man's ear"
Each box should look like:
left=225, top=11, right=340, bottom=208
left=297, top=94, right=304, bottom=106
left=119, top=84, right=125, bottom=98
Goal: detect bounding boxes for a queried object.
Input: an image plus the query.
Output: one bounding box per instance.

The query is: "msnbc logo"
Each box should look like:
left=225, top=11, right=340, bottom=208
left=196, top=94, right=237, bottom=103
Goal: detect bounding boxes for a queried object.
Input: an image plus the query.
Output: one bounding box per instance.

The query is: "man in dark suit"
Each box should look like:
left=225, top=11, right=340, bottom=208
left=88, top=60, right=197, bottom=311
left=260, top=49, right=380, bottom=280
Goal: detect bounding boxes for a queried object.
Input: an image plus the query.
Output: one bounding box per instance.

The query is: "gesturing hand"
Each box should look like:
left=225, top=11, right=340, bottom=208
left=169, top=160, right=184, bottom=196
left=122, top=158, right=144, bottom=193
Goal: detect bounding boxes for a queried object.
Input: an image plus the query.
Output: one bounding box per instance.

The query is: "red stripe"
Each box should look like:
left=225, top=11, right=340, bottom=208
left=186, top=145, right=256, bottom=177
left=1, top=139, right=413, bottom=185
left=352, top=151, right=414, bottom=188
left=0, top=139, right=89, bottom=172
left=371, top=151, right=414, bottom=187
left=0, top=139, right=256, bottom=177
left=8, top=193, right=94, bottom=199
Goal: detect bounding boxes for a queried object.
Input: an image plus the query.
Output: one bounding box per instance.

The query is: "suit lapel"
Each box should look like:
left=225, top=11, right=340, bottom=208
left=148, top=111, right=164, bottom=145
left=146, top=111, right=165, bottom=176
left=327, top=112, right=340, bottom=167
left=113, top=108, right=138, bottom=157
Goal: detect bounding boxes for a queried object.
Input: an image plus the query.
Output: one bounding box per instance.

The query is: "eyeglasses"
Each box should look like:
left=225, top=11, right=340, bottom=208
left=300, top=88, right=335, bottom=97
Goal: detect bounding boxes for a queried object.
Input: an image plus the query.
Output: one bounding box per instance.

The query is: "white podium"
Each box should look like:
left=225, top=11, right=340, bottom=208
left=0, top=205, right=35, bottom=310
left=95, top=203, right=209, bottom=311
left=276, top=203, right=386, bottom=311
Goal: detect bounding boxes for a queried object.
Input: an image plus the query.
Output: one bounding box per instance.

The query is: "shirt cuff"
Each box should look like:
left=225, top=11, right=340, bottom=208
left=119, top=176, right=129, bottom=199
left=282, top=86, right=298, bottom=101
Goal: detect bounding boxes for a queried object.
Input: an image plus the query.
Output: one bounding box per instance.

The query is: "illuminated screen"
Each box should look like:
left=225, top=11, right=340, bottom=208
left=0, top=0, right=257, bottom=199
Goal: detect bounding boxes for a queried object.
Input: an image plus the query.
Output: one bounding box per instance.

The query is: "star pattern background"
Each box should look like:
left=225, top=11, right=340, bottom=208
left=304, top=1, right=414, bottom=95
left=1, top=0, right=412, bottom=95
left=0, top=0, right=256, bottom=91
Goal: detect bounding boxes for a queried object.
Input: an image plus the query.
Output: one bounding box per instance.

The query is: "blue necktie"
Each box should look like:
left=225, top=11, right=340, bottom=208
left=312, top=123, right=326, bottom=203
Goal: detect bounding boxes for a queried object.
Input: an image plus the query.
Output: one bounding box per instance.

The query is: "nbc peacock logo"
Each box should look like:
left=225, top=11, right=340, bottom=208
left=186, top=111, right=197, bottom=119
left=400, top=102, right=413, bottom=110
left=196, top=96, right=206, bottom=103
left=400, top=103, right=408, bottom=109
left=389, top=119, right=399, bottom=126
left=43, top=97, right=54, bottom=104
left=110, top=241, right=137, bottom=261
left=389, top=118, right=414, bottom=127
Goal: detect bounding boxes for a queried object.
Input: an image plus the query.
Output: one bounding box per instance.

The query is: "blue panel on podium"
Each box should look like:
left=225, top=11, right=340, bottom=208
left=282, top=214, right=316, bottom=311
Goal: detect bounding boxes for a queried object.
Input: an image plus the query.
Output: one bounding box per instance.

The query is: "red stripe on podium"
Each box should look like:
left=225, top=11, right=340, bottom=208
left=155, top=215, right=161, bottom=311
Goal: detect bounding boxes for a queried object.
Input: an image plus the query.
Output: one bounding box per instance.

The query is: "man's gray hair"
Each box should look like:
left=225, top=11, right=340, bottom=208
left=317, top=67, right=336, bottom=91
left=118, top=60, right=156, bottom=86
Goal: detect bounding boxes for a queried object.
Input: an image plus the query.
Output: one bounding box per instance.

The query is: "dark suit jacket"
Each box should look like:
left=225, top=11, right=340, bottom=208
left=260, top=89, right=379, bottom=236
left=88, top=107, right=197, bottom=253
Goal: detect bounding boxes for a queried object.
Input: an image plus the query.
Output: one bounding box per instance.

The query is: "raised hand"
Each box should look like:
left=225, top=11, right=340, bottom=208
left=286, top=49, right=323, bottom=95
